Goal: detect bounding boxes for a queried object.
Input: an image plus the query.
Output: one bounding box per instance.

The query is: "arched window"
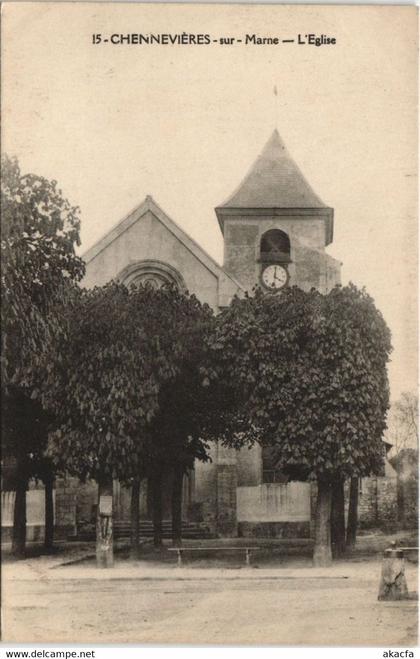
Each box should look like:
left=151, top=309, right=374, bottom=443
left=116, top=260, right=187, bottom=292
left=260, top=229, right=291, bottom=263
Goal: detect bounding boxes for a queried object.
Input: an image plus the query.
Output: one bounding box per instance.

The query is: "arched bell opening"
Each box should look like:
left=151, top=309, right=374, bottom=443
left=260, top=229, right=291, bottom=264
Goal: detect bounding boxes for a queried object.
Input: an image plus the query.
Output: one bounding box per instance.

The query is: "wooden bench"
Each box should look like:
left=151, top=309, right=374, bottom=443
left=167, top=546, right=259, bottom=567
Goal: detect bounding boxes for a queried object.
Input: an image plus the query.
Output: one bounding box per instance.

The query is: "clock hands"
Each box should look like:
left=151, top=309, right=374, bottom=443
left=274, top=266, right=283, bottom=282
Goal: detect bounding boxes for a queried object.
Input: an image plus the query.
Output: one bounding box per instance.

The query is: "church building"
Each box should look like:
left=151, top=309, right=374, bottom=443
left=77, top=128, right=341, bottom=539
left=2, top=130, right=342, bottom=542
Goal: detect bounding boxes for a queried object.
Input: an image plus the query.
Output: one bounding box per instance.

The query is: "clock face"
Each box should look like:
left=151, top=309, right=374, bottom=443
left=261, top=264, right=288, bottom=290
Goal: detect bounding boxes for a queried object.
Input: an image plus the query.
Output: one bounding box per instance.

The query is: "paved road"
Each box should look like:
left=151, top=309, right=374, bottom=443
left=2, top=560, right=417, bottom=645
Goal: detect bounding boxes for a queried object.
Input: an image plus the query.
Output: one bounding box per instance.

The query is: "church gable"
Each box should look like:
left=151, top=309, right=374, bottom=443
left=82, top=196, right=242, bottom=310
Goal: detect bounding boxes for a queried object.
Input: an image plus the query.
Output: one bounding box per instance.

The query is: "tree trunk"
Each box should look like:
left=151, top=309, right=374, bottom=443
left=130, top=478, right=141, bottom=559
left=44, top=475, right=54, bottom=552
left=12, top=479, right=27, bottom=558
left=151, top=468, right=163, bottom=548
left=346, top=476, right=359, bottom=550
left=397, top=477, right=405, bottom=529
left=331, top=478, right=346, bottom=558
left=96, top=478, right=114, bottom=568
left=172, top=464, right=184, bottom=547
left=313, top=479, right=332, bottom=567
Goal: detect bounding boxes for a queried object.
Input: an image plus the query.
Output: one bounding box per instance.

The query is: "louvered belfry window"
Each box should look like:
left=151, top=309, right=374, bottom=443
left=260, top=229, right=291, bottom=264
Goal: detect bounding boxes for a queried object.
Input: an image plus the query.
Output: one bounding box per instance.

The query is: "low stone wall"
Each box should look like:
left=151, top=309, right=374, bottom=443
left=397, top=477, right=418, bottom=529
left=345, top=476, right=398, bottom=531
left=216, top=464, right=237, bottom=537
left=2, top=488, right=49, bottom=543
left=310, top=477, right=399, bottom=537
left=1, top=485, right=74, bottom=543
left=237, top=482, right=311, bottom=523
left=1, top=525, right=45, bottom=543
left=76, top=480, right=98, bottom=532
left=55, top=477, right=78, bottom=537
left=194, top=444, right=238, bottom=537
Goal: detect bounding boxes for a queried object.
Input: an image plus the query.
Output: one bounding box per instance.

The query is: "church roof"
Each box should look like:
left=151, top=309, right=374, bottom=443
left=215, top=129, right=334, bottom=244
left=220, top=129, right=327, bottom=209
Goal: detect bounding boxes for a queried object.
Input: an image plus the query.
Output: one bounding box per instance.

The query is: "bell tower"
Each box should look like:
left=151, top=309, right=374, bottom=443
left=216, top=129, right=340, bottom=294
left=214, top=130, right=342, bottom=538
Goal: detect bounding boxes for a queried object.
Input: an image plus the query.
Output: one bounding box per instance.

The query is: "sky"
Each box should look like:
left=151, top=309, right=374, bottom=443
left=2, top=3, right=418, bottom=402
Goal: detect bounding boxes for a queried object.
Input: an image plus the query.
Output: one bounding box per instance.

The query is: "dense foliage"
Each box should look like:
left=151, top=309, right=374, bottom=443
left=209, top=284, right=392, bottom=482
left=34, top=283, right=223, bottom=483
left=1, top=389, right=51, bottom=487
left=1, top=155, right=85, bottom=465
left=1, top=155, right=85, bottom=553
left=1, top=155, right=85, bottom=387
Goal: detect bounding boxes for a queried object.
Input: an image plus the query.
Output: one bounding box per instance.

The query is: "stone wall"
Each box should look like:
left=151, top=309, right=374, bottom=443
left=193, top=448, right=218, bottom=532
left=2, top=477, right=79, bottom=543
left=193, top=444, right=238, bottom=537
left=237, top=482, right=311, bottom=523
left=75, top=480, right=98, bottom=535
left=55, top=477, right=78, bottom=538
left=391, top=450, right=418, bottom=530
left=216, top=464, right=237, bottom=537
left=397, top=477, right=418, bottom=529
left=309, top=476, right=398, bottom=538
left=223, top=215, right=341, bottom=295
left=223, top=223, right=260, bottom=291
left=1, top=487, right=47, bottom=543
left=346, top=476, right=398, bottom=531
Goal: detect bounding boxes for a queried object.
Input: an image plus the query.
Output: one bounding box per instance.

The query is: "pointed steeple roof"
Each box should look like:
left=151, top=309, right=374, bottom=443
left=221, top=129, right=326, bottom=209
left=215, top=129, right=334, bottom=244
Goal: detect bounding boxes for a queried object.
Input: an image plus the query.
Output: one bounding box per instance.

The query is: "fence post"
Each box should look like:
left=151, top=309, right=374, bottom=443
left=378, top=541, right=409, bottom=600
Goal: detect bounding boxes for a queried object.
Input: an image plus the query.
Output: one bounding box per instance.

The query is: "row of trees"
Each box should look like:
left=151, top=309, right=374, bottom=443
left=37, top=282, right=234, bottom=561
left=2, top=155, right=393, bottom=567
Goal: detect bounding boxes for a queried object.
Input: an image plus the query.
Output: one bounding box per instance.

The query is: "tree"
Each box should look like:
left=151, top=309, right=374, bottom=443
left=1, top=155, right=85, bottom=385
left=384, top=392, right=418, bottom=531
left=386, top=392, right=419, bottom=455
left=1, top=155, right=84, bottom=556
left=208, top=284, right=392, bottom=566
left=346, top=476, right=359, bottom=550
left=125, top=285, right=236, bottom=550
left=31, top=282, right=166, bottom=566
left=331, top=478, right=346, bottom=557
left=145, top=290, right=233, bottom=547
left=130, top=477, right=141, bottom=559
left=32, top=282, right=221, bottom=564
left=1, top=387, right=57, bottom=555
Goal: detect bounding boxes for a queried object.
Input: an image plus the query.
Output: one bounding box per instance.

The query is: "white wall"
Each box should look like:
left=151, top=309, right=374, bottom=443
left=1, top=490, right=54, bottom=527
left=237, top=482, right=311, bottom=522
